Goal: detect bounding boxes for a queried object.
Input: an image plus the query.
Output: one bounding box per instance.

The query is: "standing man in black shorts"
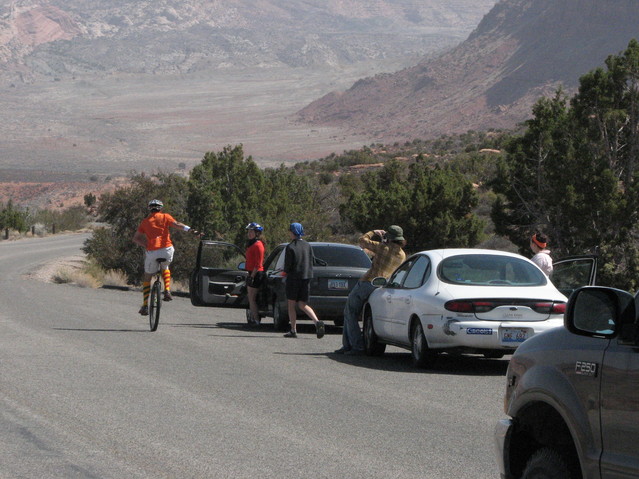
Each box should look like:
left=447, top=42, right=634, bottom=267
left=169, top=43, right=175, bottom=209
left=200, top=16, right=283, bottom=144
left=282, top=222, right=325, bottom=339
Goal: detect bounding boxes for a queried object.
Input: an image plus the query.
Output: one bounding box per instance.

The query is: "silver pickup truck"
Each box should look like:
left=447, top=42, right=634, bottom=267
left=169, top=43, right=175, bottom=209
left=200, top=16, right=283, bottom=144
left=495, top=285, right=639, bottom=479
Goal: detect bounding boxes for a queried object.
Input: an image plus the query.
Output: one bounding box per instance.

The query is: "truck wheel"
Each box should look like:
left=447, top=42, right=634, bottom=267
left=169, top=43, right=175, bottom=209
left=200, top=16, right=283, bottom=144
left=521, top=447, right=572, bottom=479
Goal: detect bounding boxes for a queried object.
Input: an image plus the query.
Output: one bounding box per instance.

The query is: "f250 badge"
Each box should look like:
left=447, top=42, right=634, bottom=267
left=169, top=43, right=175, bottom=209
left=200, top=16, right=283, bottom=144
left=575, top=361, right=598, bottom=377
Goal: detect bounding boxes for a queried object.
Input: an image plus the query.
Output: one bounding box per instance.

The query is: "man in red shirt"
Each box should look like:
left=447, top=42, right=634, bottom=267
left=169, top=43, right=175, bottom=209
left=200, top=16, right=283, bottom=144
left=132, top=199, right=200, bottom=315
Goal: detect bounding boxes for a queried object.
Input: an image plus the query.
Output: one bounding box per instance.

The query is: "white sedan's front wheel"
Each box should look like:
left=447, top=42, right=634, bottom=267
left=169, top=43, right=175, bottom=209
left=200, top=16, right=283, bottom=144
left=411, top=321, right=437, bottom=368
left=363, top=309, right=386, bottom=356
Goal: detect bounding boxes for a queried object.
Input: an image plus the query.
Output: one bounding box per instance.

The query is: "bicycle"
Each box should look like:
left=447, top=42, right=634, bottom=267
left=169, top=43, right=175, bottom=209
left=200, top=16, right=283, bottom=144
left=148, top=257, right=167, bottom=332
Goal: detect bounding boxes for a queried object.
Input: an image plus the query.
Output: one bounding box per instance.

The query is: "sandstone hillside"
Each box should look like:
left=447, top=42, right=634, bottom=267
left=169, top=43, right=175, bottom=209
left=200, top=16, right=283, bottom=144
left=298, top=0, right=639, bottom=140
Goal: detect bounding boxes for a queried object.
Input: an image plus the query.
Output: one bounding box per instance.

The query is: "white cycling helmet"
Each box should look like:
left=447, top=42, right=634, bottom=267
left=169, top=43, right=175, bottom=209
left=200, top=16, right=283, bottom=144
left=148, top=199, right=164, bottom=211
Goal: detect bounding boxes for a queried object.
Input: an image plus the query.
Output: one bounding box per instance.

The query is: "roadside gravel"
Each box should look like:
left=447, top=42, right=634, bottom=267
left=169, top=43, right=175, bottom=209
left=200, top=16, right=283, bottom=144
left=25, top=254, right=86, bottom=283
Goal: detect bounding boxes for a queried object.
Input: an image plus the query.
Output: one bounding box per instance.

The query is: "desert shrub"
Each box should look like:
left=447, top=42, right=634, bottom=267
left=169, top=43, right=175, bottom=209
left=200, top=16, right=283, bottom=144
left=31, top=205, right=90, bottom=232
left=340, top=160, right=484, bottom=252
left=187, top=145, right=330, bottom=246
left=0, top=200, right=27, bottom=232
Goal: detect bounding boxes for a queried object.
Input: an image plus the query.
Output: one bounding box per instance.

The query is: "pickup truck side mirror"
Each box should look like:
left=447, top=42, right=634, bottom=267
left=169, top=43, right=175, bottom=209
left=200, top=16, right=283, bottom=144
left=564, top=286, right=634, bottom=339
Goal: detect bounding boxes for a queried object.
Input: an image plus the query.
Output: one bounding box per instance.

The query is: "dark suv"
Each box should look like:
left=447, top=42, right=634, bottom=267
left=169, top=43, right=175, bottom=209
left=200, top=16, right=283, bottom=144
left=495, top=285, right=639, bottom=479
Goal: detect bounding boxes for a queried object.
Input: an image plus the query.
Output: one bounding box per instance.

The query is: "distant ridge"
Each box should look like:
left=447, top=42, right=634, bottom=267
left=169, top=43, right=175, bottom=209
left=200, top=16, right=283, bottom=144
left=0, top=0, right=496, bottom=83
left=297, top=0, right=639, bottom=140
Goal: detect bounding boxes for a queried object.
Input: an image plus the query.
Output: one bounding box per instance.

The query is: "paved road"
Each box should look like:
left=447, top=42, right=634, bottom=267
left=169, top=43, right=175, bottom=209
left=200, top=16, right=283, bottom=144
left=0, top=233, right=507, bottom=479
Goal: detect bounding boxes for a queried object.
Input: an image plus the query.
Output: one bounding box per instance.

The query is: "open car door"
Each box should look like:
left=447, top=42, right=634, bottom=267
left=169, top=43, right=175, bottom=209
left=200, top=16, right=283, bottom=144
left=550, top=255, right=598, bottom=298
left=189, top=241, right=248, bottom=307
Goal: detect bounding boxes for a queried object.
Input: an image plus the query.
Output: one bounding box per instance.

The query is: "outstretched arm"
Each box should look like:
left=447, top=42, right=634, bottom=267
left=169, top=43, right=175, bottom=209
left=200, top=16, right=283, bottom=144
left=171, top=221, right=202, bottom=237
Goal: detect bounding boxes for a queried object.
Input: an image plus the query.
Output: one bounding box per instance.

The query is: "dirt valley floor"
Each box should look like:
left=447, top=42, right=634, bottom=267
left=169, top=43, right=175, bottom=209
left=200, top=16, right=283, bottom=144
left=0, top=64, right=404, bottom=175
left=0, top=63, right=412, bottom=209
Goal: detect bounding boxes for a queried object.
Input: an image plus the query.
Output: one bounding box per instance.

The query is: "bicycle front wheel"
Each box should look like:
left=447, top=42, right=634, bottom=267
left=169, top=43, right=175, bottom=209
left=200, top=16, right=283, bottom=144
left=149, top=280, right=161, bottom=331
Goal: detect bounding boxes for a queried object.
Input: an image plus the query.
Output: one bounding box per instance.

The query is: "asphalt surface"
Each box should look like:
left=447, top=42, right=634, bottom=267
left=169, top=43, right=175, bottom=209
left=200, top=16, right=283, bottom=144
left=0, top=233, right=507, bottom=478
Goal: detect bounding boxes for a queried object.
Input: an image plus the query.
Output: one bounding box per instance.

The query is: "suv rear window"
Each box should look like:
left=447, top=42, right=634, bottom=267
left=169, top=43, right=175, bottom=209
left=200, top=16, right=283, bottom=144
left=312, top=246, right=372, bottom=268
left=439, top=254, right=547, bottom=286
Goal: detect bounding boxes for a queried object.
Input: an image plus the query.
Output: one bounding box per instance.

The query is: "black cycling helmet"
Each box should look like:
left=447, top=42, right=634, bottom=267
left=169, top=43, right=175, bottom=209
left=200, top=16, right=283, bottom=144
left=245, top=222, right=264, bottom=232
left=148, top=199, right=164, bottom=211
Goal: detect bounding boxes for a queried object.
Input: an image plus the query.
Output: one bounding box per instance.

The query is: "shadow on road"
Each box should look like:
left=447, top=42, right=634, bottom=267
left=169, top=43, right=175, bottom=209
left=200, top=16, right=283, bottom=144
left=173, top=320, right=509, bottom=375
left=53, top=327, right=148, bottom=333
left=174, top=321, right=342, bottom=336
left=69, top=317, right=509, bottom=376
left=324, top=351, right=510, bottom=376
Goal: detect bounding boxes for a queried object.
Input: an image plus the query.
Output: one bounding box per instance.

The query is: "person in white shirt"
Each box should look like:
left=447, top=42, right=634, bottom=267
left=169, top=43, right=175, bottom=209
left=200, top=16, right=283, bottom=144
left=530, top=232, right=553, bottom=276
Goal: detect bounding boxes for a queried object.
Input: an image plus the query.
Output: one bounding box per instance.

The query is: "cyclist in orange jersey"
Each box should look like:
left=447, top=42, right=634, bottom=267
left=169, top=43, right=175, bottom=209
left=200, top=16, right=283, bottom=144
left=132, top=199, right=200, bottom=315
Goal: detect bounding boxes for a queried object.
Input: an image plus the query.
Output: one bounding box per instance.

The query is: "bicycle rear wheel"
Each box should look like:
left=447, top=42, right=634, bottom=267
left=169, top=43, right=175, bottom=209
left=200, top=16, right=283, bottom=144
left=149, top=279, right=161, bottom=331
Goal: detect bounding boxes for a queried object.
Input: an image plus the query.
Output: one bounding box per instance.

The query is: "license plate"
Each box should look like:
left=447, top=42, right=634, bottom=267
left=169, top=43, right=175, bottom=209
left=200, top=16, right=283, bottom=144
left=328, top=279, right=348, bottom=290
left=501, top=328, right=529, bottom=343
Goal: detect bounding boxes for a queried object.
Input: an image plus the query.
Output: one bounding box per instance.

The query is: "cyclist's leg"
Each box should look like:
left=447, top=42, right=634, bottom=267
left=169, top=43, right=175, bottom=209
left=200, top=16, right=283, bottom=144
left=162, top=267, right=171, bottom=291
left=142, top=279, right=151, bottom=304
left=140, top=252, right=154, bottom=314
left=161, top=246, right=175, bottom=300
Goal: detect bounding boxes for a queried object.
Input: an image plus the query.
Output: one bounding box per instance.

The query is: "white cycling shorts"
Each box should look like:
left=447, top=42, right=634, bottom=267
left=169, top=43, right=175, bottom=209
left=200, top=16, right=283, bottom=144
left=144, top=246, right=174, bottom=274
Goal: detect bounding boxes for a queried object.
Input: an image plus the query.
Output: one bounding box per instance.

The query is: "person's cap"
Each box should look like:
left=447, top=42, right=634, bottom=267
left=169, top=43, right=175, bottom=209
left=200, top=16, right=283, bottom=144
left=386, top=225, right=404, bottom=241
left=289, top=222, right=304, bottom=237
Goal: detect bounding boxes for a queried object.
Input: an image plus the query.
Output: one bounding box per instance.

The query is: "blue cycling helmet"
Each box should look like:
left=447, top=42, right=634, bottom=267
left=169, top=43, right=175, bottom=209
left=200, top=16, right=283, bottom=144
left=245, top=222, right=264, bottom=232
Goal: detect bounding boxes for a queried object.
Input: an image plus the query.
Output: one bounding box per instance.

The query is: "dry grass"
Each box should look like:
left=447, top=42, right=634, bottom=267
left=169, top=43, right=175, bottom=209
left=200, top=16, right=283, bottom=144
left=50, top=257, right=189, bottom=293
left=52, top=267, right=101, bottom=288
left=102, top=269, right=129, bottom=288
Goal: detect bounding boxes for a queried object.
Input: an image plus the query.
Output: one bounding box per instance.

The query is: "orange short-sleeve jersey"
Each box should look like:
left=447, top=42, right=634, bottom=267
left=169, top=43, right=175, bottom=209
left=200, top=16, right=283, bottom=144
left=137, top=212, right=176, bottom=251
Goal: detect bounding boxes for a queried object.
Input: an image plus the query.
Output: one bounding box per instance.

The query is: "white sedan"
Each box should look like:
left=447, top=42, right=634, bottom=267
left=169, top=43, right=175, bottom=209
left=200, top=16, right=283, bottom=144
left=362, top=249, right=593, bottom=368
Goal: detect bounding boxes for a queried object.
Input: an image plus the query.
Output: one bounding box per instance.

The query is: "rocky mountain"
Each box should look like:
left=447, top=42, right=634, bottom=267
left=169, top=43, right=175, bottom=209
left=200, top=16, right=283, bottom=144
left=298, top=0, right=639, bottom=140
left=0, top=0, right=497, bottom=83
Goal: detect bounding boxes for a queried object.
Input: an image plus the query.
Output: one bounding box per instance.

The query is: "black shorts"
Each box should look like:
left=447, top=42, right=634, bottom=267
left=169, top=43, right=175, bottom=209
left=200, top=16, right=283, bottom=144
left=285, top=277, right=311, bottom=302
left=246, top=271, right=265, bottom=288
